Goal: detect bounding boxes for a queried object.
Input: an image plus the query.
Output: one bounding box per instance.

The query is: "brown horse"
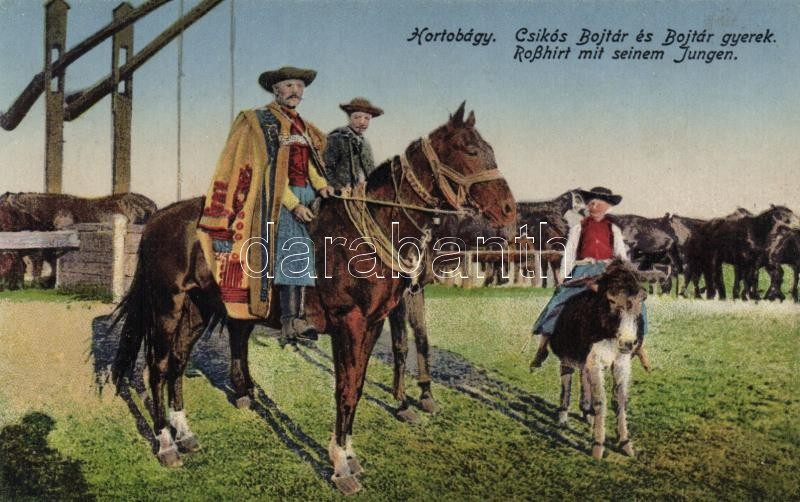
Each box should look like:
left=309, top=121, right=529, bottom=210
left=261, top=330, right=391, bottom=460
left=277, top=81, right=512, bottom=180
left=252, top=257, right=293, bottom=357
left=111, top=103, right=516, bottom=494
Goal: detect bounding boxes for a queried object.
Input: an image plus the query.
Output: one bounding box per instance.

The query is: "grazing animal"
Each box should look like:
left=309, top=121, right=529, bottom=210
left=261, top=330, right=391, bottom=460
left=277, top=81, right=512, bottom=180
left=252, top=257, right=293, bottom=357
left=764, top=228, right=800, bottom=302
left=666, top=213, right=707, bottom=297
left=0, top=204, right=39, bottom=289
left=548, top=260, right=646, bottom=460
left=607, top=213, right=680, bottom=294
left=695, top=206, right=798, bottom=300
left=110, top=103, right=516, bottom=494
left=0, top=192, right=157, bottom=287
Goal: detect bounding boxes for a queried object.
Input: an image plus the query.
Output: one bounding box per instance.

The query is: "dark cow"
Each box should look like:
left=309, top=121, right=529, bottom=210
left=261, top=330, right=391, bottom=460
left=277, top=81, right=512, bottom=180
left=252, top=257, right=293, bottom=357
left=548, top=260, right=646, bottom=459
left=693, top=205, right=798, bottom=300
left=607, top=213, right=679, bottom=294
left=764, top=228, right=800, bottom=302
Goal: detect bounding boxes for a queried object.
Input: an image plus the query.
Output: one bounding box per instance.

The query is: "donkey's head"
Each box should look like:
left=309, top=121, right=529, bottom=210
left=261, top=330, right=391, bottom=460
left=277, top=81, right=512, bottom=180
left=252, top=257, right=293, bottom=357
left=595, top=260, right=646, bottom=352
left=426, top=102, right=516, bottom=229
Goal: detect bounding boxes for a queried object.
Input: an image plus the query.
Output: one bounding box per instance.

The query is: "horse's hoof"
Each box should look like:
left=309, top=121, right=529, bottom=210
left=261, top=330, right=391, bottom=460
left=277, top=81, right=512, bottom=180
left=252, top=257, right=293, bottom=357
left=419, top=396, right=439, bottom=414
left=331, top=473, right=362, bottom=496
left=177, top=434, right=201, bottom=453
left=235, top=396, right=252, bottom=409
left=557, top=411, right=569, bottom=427
left=591, top=444, right=604, bottom=460
left=620, top=441, right=635, bottom=457
left=396, top=407, right=420, bottom=424
left=157, top=446, right=182, bottom=467
left=347, top=456, right=364, bottom=476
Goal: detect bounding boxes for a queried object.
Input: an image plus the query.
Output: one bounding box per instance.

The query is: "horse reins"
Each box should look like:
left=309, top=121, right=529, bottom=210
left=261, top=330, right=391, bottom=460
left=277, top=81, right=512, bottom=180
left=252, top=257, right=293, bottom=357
left=333, top=134, right=504, bottom=282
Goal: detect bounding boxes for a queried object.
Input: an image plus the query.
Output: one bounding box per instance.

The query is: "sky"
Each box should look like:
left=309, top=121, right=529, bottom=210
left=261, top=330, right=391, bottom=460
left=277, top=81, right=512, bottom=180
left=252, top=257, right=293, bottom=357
left=0, top=0, right=798, bottom=218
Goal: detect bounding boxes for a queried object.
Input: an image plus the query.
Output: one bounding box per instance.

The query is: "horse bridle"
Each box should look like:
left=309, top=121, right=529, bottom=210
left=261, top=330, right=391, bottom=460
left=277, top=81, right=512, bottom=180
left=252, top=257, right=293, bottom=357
left=399, top=136, right=504, bottom=212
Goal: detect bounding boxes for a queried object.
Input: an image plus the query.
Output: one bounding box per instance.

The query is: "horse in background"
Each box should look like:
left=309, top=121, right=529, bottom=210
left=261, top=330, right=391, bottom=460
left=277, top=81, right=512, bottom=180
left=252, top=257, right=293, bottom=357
left=607, top=213, right=679, bottom=294
left=517, top=190, right=586, bottom=286
left=0, top=192, right=157, bottom=287
left=764, top=228, right=800, bottom=302
left=697, top=205, right=798, bottom=300
left=548, top=260, right=646, bottom=460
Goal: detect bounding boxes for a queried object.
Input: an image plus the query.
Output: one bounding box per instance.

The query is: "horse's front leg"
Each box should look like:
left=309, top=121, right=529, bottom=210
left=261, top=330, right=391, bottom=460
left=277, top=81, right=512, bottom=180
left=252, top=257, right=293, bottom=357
left=612, top=355, right=635, bottom=457
left=586, top=354, right=607, bottom=460
left=732, top=265, right=743, bottom=300
left=228, top=320, right=256, bottom=409
left=406, top=290, right=438, bottom=414
left=329, top=310, right=378, bottom=495
left=388, top=302, right=417, bottom=423
left=558, top=364, right=574, bottom=426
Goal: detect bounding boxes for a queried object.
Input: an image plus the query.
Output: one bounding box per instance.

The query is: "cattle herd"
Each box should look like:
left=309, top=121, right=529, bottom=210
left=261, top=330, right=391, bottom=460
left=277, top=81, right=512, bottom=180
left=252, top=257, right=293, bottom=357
left=0, top=189, right=798, bottom=302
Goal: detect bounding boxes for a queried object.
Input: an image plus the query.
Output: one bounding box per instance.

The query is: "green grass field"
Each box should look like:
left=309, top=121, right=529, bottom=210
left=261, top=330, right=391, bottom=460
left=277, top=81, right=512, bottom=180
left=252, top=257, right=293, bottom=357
left=0, top=284, right=798, bottom=500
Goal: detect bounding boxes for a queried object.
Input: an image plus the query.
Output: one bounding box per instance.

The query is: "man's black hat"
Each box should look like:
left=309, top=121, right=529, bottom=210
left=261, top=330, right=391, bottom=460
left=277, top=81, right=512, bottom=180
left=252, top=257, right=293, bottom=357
left=578, top=186, right=622, bottom=206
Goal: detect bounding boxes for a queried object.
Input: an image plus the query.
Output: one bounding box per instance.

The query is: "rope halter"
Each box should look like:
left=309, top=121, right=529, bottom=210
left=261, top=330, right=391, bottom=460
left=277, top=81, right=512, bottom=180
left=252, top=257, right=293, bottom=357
left=413, top=136, right=504, bottom=211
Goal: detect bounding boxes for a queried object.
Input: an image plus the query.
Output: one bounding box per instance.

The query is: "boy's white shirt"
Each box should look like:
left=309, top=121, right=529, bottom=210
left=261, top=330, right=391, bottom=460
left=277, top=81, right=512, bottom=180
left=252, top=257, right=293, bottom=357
left=562, top=220, right=630, bottom=275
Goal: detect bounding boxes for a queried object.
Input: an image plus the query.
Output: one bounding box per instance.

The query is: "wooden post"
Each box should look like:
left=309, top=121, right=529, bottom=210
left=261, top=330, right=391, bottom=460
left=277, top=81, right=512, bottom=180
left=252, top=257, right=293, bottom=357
left=112, top=214, right=128, bottom=302
left=44, top=0, right=69, bottom=193
left=112, top=2, right=134, bottom=194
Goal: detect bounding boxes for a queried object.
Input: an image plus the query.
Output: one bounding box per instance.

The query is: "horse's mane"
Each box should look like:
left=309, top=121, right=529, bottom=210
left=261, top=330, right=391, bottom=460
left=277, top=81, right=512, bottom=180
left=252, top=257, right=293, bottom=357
left=365, top=158, right=395, bottom=187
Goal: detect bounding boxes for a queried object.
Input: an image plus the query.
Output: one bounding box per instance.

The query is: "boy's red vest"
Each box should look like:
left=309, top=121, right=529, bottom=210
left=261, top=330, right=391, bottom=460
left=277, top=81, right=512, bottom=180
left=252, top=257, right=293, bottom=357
left=578, top=217, right=614, bottom=260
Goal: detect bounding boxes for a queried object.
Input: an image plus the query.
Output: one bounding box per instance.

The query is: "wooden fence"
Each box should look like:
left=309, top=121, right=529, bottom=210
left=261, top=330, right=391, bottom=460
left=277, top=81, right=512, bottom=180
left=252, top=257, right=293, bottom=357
left=57, top=215, right=142, bottom=300
left=0, top=214, right=142, bottom=301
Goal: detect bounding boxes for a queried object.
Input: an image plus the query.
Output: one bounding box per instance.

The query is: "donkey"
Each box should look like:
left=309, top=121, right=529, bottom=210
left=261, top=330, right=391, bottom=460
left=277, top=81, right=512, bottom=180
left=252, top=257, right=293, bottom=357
left=548, top=260, right=646, bottom=460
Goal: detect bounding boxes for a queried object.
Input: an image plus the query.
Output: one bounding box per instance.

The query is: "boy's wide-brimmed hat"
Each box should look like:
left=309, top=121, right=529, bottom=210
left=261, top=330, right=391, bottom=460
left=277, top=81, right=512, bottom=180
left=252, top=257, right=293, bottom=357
left=340, top=97, right=384, bottom=117
left=578, top=186, right=622, bottom=206
left=258, top=66, right=317, bottom=93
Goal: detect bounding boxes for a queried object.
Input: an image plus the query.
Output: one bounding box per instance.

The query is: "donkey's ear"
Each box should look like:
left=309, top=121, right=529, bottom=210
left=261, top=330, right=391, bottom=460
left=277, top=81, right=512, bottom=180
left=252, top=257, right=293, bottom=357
left=465, top=110, right=476, bottom=128
left=451, top=101, right=466, bottom=126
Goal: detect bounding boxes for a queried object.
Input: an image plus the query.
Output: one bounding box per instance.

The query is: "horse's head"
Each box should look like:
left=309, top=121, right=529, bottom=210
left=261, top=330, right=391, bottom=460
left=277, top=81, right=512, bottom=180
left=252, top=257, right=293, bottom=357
left=595, top=260, right=646, bottom=352
left=765, top=204, right=800, bottom=231
left=569, top=190, right=587, bottom=216
left=424, top=102, right=516, bottom=229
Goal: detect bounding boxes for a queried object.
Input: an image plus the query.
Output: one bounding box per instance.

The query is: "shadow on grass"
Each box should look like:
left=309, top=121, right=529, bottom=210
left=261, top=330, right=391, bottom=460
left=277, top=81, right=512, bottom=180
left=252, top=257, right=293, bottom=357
left=0, top=412, right=95, bottom=501
left=299, top=333, right=598, bottom=455
left=90, top=315, right=333, bottom=483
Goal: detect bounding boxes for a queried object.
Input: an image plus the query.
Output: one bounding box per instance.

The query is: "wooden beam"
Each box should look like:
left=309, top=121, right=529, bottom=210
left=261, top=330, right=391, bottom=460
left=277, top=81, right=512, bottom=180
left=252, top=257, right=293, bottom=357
left=0, top=231, right=80, bottom=250
left=112, top=2, right=134, bottom=194
left=65, top=0, right=225, bottom=121
left=44, top=0, right=69, bottom=193
left=0, top=0, right=172, bottom=131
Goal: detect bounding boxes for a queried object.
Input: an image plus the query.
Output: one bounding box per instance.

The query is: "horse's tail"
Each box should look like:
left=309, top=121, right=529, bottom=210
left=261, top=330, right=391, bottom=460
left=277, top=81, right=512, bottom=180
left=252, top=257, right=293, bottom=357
left=110, top=257, right=154, bottom=390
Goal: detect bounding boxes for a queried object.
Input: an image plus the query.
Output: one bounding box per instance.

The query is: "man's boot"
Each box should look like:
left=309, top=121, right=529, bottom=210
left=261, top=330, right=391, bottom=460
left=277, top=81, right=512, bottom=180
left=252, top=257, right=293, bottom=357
left=530, top=334, right=551, bottom=370
left=279, top=285, right=318, bottom=345
left=292, top=286, right=318, bottom=342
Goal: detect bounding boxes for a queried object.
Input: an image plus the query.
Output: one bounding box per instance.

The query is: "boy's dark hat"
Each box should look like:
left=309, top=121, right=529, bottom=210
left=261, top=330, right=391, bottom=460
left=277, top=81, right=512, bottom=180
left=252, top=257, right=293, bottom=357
left=340, top=97, right=383, bottom=117
left=259, top=66, right=316, bottom=93
left=578, top=186, right=622, bottom=206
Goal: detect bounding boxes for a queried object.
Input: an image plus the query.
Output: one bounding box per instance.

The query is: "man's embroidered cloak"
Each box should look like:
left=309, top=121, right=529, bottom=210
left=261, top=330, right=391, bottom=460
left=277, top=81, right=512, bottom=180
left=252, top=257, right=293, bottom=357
left=197, top=102, right=326, bottom=320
